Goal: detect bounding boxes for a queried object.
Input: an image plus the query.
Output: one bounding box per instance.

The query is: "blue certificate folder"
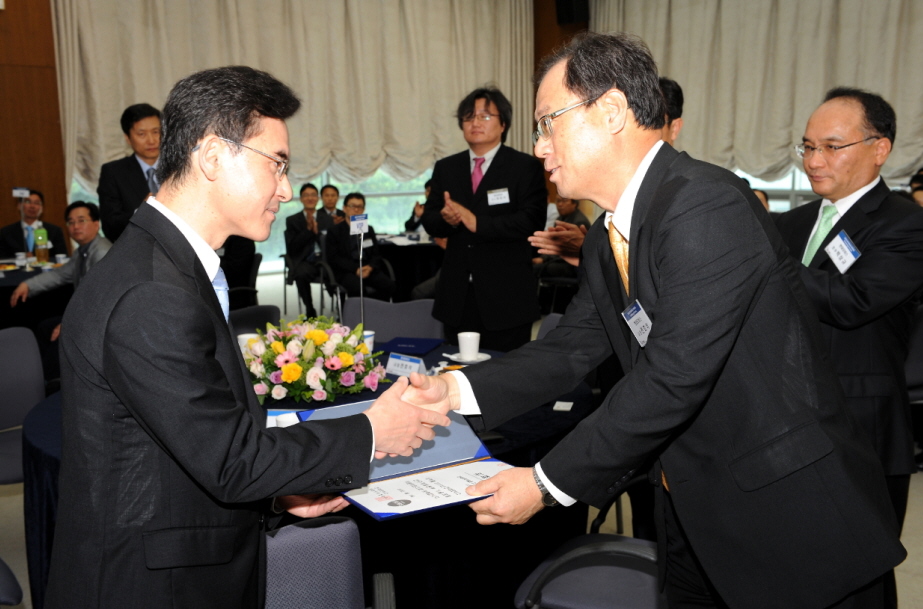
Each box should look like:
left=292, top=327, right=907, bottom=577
left=267, top=400, right=498, bottom=520
left=376, top=336, right=443, bottom=355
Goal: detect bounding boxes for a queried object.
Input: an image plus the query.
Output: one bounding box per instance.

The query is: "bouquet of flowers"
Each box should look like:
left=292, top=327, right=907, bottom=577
left=241, top=315, right=388, bottom=404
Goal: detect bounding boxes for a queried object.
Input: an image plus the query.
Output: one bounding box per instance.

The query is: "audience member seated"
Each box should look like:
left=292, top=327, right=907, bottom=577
left=0, top=189, right=68, bottom=259
left=219, top=235, right=257, bottom=310
left=284, top=182, right=321, bottom=316
left=316, top=183, right=346, bottom=233
left=325, top=192, right=395, bottom=301
left=9, top=202, right=111, bottom=378
left=532, top=196, right=591, bottom=279
left=404, top=179, right=432, bottom=233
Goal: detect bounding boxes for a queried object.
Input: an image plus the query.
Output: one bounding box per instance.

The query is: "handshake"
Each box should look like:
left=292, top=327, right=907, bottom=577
left=363, top=372, right=461, bottom=459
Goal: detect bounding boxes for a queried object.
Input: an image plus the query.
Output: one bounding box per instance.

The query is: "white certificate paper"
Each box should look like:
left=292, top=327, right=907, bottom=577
left=344, top=459, right=513, bottom=520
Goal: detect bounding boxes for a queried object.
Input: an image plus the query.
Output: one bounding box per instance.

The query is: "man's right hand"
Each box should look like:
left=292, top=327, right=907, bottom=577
left=401, top=372, right=461, bottom=413
left=364, top=376, right=452, bottom=458
left=10, top=283, right=29, bottom=308
left=528, top=221, right=588, bottom=267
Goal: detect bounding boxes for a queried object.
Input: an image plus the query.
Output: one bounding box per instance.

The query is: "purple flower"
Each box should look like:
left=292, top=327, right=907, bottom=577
left=363, top=372, right=379, bottom=391
left=269, top=370, right=283, bottom=384
left=340, top=371, right=356, bottom=387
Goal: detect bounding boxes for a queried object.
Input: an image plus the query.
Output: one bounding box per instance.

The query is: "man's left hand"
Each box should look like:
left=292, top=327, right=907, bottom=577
left=467, top=467, right=544, bottom=525
left=446, top=200, right=477, bottom=233
left=276, top=494, right=349, bottom=518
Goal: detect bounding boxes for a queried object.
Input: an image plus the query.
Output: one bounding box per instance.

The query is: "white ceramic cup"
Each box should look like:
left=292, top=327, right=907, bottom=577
left=55, top=254, right=67, bottom=264
left=363, top=330, right=375, bottom=353
left=237, top=333, right=259, bottom=353
left=458, top=332, right=480, bottom=361
left=14, top=252, right=26, bottom=267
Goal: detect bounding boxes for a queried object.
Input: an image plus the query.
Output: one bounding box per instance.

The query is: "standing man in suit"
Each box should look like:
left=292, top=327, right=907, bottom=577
left=0, top=189, right=68, bottom=258
left=775, top=88, right=923, bottom=608
left=404, top=33, right=904, bottom=608
left=284, top=182, right=321, bottom=316
left=422, top=86, right=547, bottom=351
left=97, top=103, right=162, bottom=241
left=45, top=66, right=450, bottom=609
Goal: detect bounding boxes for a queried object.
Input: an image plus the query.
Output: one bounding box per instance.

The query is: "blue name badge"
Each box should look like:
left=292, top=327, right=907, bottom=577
left=823, top=230, right=861, bottom=274
left=621, top=300, right=652, bottom=347
left=385, top=352, right=426, bottom=376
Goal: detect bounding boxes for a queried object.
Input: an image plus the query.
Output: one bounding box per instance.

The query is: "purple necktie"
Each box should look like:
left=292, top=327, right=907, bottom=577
left=471, top=157, right=485, bottom=193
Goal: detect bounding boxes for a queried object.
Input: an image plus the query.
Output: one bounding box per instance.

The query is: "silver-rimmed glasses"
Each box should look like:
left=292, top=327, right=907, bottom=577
left=216, top=137, right=289, bottom=178
left=532, top=98, right=597, bottom=146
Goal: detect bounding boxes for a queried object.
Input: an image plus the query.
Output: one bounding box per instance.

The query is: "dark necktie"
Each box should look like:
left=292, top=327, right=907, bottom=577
left=146, top=167, right=160, bottom=195
left=74, top=245, right=88, bottom=289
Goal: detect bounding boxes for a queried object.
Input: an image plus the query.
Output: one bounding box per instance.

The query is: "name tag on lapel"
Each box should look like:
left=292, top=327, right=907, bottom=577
left=824, top=230, right=860, bottom=274
left=487, top=188, right=510, bottom=205
left=621, top=300, right=652, bottom=347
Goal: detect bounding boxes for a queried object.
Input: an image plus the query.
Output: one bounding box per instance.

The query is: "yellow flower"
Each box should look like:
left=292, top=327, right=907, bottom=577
left=357, top=343, right=369, bottom=354
left=307, top=329, right=329, bottom=345
left=281, top=363, right=303, bottom=383
left=271, top=341, right=285, bottom=354
left=337, top=352, right=355, bottom=367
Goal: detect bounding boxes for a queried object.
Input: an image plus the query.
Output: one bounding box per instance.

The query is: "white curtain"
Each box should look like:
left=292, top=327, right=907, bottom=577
left=590, top=0, right=923, bottom=180
left=50, top=0, right=535, bottom=192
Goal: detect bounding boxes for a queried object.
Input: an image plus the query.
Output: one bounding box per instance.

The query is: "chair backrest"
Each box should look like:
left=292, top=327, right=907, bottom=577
left=342, top=298, right=443, bottom=343
left=0, top=327, right=44, bottom=430
left=537, top=313, right=564, bottom=340
left=228, top=305, right=281, bottom=337
left=265, top=516, right=364, bottom=609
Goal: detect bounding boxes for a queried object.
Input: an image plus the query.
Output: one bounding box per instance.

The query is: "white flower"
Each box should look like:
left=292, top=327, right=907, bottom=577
left=330, top=333, right=344, bottom=345
left=248, top=360, right=265, bottom=377
left=321, top=340, right=338, bottom=357
left=286, top=339, right=303, bottom=356
left=305, top=367, right=327, bottom=390
left=249, top=340, right=266, bottom=357
left=271, top=385, right=288, bottom=400
left=346, top=334, right=359, bottom=347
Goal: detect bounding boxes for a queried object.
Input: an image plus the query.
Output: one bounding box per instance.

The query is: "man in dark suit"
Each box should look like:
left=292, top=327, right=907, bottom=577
left=325, top=192, right=395, bottom=300
left=97, top=103, right=162, bottom=241
left=0, top=189, right=68, bottom=258
left=775, top=88, right=923, bottom=608
left=316, top=183, right=346, bottom=233
left=45, top=66, right=450, bottom=609
left=284, top=182, right=320, bottom=316
left=405, top=33, right=904, bottom=608
left=422, top=86, right=547, bottom=351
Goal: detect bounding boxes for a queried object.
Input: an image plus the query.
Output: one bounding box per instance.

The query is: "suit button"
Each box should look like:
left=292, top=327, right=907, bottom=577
left=334, top=477, right=342, bottom=486
left=344, top=475, right=353, bottom=484
left=607, top=487, right=615, bottom=494
left=468, top=244, right=473, bottom=248
left=325, top=478, right=334, bottom=488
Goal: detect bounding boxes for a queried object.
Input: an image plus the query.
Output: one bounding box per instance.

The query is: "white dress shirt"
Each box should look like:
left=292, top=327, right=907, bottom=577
left=802, top=176, right=880, bottom=258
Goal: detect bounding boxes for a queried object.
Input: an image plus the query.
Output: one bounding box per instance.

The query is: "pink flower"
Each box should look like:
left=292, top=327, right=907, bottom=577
left=271, top=385, right=288, bottom=400
left=355, top=352, right=364, bottom=362
left=315, top=357, right=324, bottom=367
left=373, top=364, right=386, bottom=378
left=363, top=371, right=379, bottom=391
left=275, top=352, right=295, bottom=367
left=269, top=370, right=283, bottom=384
left=312, top=389, right=328, bottom=401
left=354, top=361, right=366, bottom=374
left=253, top=382, right=268, bottom=395
left=340, top=371, right=356, bottom=387
left=325, top=356, right=342, bottom=370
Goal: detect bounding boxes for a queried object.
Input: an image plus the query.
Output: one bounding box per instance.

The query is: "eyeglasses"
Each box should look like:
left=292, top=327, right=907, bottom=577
left=462, top=113, right=499, bottom=123
left=794, top=137, right=880, bottom=159
left=215, top=137, right=289, bottom=178
left=532, top=98, right=597, bottom=146
left=66, top=218, right=92, bottom=227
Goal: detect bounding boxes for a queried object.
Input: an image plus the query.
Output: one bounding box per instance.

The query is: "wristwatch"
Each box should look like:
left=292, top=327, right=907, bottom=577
left=532, top=467, right=559, bottom=507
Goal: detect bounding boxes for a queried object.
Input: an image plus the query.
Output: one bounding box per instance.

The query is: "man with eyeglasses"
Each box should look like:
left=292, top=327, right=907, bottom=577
left=775, top=87, right=923, bottom=608
left=44, top=66, right=451, bottom=609
left=404, top=33, right=904, bottom=608
left=422, top=86, right=547, bottom=352
left=0, top=189, right=68, bottom=259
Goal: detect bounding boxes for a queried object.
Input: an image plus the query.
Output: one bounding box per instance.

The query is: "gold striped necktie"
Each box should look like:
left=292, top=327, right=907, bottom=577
left=608, top=222, right=629, bottom=293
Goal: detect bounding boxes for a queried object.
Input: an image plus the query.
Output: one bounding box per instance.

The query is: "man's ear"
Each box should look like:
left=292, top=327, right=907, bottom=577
left=196, top=136, right=224, bottom=182
left=873, top=137, right=892, bottom=168
left=599, top=88, right=629, bottom=135
left=669, top=117, right=684, bottom=143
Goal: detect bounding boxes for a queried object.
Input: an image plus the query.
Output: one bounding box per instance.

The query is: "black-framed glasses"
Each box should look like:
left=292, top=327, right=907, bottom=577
left=66, top=217, right=92, bottom=227
left=216, top=137, right=289, bottom=178
left=532, top=98, right=597, bottom=146
left=794, top=137, right=880, bottom=159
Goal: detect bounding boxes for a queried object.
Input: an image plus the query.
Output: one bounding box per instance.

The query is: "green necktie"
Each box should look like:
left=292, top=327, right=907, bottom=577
left=801, top=205, right=838, bottom=266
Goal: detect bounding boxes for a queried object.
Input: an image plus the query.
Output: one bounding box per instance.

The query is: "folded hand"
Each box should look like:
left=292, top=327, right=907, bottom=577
left=528, top=221, right=587, bottom=267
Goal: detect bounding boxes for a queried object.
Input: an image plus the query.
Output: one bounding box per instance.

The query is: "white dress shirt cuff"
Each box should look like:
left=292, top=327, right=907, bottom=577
left=535, top=462, right=577, bottom=506
left=447, top=370, right=481, bottom=415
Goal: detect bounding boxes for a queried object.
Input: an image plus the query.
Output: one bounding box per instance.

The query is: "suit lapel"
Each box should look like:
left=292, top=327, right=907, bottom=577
left=809, top=181, right=888, bottom=269
left=586, top=218, right=632, bottom=372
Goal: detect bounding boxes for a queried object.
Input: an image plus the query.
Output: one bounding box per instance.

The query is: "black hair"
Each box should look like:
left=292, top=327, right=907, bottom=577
left=424, top=179, right=432, bottom=189
left=66, top=201, right=100, bottom=222
left=659, top=77, right=684, bottom=123
left=120, top=104, right=162, bottom=135
left=158, top=66, right=301, bottom=186
left=534, top=32, right=665, bottom=130
left=300, top=183, right=318, bottom=196
left=456, top=87, right=513, bottom=143
left=27, top=189, right=44, bottom=204
left=321, top=184, right=340, bottom=196
left=343, top=192, right=366, bottom=207
left=824, top=87, right=896, bottom=144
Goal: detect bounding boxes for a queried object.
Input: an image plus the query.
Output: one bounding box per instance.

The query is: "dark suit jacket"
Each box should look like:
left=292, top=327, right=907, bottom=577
left=775, top=181, right=923, bottom=476
left=0, top=221, right=67, bottom=258
left=97, top=154, right=151, bottom=241
left=421, top=145, right=547, bottom=330
left=324, top=221, right=385, bottom=281
left=284, top=211, right=318, bottom=266
left=316, top=207, right=346, bottom=234
left=46, top=204, right=373, bottom=609
left=463, top=146, right=904, bottom=608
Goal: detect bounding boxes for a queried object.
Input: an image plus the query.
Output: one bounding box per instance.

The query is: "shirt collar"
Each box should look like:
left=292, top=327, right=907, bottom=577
left=604, top=140, right=665, bottom=241
left=821, top=176, right=881, bottom=218
left=469, top=142, right=501, bottom=165
left=146, top=197, right=221, bottom=281
left=21, top=219, right=43, bottom=230
left=135, top=155, right=159, bottom=174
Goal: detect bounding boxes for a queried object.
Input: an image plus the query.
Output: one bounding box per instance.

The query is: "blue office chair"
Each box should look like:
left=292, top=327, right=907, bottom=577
left=0, top=556, right=22, bottom=606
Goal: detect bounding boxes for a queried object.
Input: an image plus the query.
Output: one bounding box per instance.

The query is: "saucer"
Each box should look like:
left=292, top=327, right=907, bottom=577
left=445, top=352, right=492, bottom=364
